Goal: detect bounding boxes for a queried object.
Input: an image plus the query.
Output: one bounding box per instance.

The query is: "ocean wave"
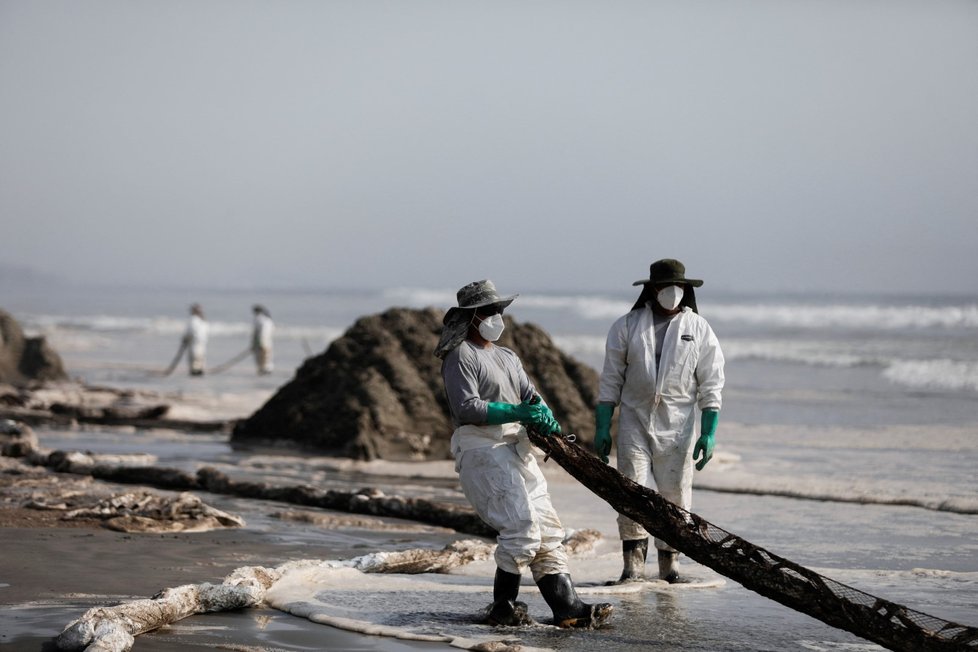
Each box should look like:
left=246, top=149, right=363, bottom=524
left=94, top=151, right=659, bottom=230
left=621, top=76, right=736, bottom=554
left=390, top=287, right=978, bottom=331
left=883, top=359, right=978, bottom=393
left=27, top=314, right=186, bottom=335
left=552, top=334, right=608, bottom=360
left=721, top=339, right=887, bottom=368
left=516, top=294, right=631, bottom=320
left=382, top=286, right=456, bottom=308
left=23, top=314, right=343, bottom=342
left=707, top=302, right=978, bottom=331
left=696, top=482, right=978, bottom=515
left=556, top=334, right=978, bottom=394
left=710, top=342, right=978, bottom=394
left=556, top=335, right=889, bottom=369
left=383, top=286, right=631, bottom=320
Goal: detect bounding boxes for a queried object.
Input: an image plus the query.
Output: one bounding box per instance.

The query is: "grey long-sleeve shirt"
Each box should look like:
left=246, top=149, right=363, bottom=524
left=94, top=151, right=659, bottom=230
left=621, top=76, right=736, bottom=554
left=441, top=340, right=535, bottom=429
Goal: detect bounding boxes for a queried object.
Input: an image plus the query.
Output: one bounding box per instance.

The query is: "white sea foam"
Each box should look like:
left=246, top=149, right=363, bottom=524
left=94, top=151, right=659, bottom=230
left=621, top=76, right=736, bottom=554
left=553, top=333, right=978, bottom=395
left=516, top=294, right=632, bottom=320
left=695, top=480, right=978, bottom=515
left=552, top=334, right=608, bottom=360
left=384, top=286, right=632, bottom=321
left=21, top=294, right=978, bottom=344
left=21, top=299, right=978, bottom=396
left=23, top=313, right=343, bottom=342
left=721, top=339, right=886, bottom=368
left=382, top=286, right=456, bottom=308
left=707, top=302, right=978, bottom=331
left=883, top=359, right=978, bottom=393
left=264, top=551, right=721, bottom=652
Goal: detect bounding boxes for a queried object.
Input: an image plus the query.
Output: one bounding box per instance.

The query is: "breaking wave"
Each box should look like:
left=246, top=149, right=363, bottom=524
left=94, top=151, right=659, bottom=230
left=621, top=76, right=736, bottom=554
left=22, top=313, right=342, bottom=343
left=706, top=302, right=978, bottom=331
left=386, top=286, right=978, bottom=331
left=384, top=286, right=631, bottom=321
left=883, top=359, right=978, bottom=393
left=556, top=334, right=978, bottom=394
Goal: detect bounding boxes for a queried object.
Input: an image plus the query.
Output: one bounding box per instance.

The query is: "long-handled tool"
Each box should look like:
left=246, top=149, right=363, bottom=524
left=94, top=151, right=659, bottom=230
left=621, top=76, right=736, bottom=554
left=209, top=346, right=253, bottom=375
left=152, top=339, right=188, bottom=377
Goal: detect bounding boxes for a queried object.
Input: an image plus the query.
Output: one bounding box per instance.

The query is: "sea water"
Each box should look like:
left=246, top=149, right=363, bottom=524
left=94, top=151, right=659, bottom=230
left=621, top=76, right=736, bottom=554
left=6, top=283, right=977, bottom=412
left=3, top=281, right=976, bottom=649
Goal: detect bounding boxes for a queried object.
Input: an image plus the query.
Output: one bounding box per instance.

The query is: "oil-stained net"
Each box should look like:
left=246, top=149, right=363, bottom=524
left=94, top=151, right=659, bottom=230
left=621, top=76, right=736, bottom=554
left=528, top=430, right=978, bottom=652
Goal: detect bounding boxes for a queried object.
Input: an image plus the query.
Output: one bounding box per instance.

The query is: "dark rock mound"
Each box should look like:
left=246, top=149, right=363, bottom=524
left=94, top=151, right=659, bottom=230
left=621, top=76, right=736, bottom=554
left=0, top=309, right=67, bottom=385
left=232, top=307, right=599, bottom=461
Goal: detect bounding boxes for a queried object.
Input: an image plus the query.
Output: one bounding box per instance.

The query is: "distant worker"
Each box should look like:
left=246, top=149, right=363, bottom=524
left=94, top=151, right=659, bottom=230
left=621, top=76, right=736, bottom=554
left=183, top=304, right=209, bottom=376
left=251, top=305, right=274, bottom=375
left=595, top=259, right=725, bottom=584
left=437, top=279, right=612, bottom=628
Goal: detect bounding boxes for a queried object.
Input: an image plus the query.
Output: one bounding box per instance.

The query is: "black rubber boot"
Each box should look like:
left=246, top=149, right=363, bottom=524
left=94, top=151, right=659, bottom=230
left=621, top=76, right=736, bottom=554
left=536, top=573, right=613, bottom=629
left=608, top=538, right=648, bottom=584
left=485, top=568, right=533, bottom=626
left=657, top=549, right=689, bottom=584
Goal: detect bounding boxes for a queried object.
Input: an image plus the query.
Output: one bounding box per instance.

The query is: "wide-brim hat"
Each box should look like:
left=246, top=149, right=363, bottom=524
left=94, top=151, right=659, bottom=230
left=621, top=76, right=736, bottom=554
left=632, top=258, right=703, bottom=287
left=442, top=279, right=517, bottom=326
left=455, top=279, right=517, bottom=310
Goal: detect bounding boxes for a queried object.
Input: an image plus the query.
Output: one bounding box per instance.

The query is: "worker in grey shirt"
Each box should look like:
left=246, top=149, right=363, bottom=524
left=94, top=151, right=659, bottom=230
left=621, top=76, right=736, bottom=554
left=437, top=279, right=612, bottom=629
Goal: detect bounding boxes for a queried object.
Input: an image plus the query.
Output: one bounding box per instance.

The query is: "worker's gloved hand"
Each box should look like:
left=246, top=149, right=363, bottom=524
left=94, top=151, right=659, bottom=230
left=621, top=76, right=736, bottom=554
left=694, top=409, right=719, bottom=471
left=594, top=402, right=615, bottom=464
left=535, top=412, right=562, bottom=436
left=485, top=400, right=551, bottom=427
left=525, top=400, right=562, bottom=436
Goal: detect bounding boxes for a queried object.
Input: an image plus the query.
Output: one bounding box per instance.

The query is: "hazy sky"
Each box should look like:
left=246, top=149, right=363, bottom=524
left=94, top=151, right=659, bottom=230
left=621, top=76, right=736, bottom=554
left=2, top=1, right=976, bottom=295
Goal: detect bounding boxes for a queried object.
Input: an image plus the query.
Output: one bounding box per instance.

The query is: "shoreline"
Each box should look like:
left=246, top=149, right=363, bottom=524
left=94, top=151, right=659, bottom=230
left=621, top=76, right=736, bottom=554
left=2, top=382, right=976, bottom=650
left=4, top=450, right=976, bottom=651
left=0, top=521, right=458, bottom=652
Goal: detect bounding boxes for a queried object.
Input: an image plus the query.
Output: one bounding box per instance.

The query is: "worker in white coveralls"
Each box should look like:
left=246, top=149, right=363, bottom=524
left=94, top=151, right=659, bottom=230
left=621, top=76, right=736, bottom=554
left=183, top=304, right=209, bottom=376
left=436, top=280, right=613, bottom=629
left=251, top=305, right=274, bottom=375
left=594, top=259, right=725, bottom=584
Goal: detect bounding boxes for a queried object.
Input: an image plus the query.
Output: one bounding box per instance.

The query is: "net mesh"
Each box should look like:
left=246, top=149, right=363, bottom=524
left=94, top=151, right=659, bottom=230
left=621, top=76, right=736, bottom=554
left=528, top=430, right=978, bottom=652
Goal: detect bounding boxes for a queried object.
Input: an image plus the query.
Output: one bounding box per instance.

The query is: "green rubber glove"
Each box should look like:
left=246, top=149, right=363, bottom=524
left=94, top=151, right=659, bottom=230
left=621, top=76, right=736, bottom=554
left=594, top=402, right=614, bottom=464
left=530, top=401, right=562, bottom=436
left=485, top=400, right=561, bottom=436
left=694, top=409, right=719, bottom=471
left=535, top=411, right=562, bottom=436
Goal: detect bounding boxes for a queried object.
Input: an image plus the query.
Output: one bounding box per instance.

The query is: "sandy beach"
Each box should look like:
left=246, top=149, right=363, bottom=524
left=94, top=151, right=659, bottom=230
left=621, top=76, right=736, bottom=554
left=4, top=0, right=977, bottom=647
left=2, top=285, right=976, bottom=651
left=0, top=510, right=457, bottom=652
left=3, top=397, right=975, bottom=652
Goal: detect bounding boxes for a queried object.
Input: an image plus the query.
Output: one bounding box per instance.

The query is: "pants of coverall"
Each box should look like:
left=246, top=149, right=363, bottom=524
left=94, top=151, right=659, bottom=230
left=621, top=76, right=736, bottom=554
left=457, top=443, right=569, bottom=580
left=188, top=348, right=205, bottom=375
left=616, top=411, right=696, bottom=553
left=254, top=346, right=272, bottom=374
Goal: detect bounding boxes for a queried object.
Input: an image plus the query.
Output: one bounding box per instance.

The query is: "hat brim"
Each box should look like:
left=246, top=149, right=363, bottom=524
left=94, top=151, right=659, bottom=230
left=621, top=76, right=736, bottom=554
left=461, top=294, right=518, bottom=310
left=444, top=295, right=517, bottom=324
left=632, top=278, right=703, bottom=288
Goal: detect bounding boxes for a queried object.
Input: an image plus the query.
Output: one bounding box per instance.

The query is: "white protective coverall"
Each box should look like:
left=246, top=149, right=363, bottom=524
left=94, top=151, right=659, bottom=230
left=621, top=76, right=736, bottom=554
left=598, top=305, right=724, bottom=551
left=442, top=340, right=569, bottom=580
left=252, top=312, right=274, bottom=373
left=185, top=314, right=209, bottom=374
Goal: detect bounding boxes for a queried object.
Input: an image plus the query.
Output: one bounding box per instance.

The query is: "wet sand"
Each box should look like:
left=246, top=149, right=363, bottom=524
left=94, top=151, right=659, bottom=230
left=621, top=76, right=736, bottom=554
left=3, top=418, right=975, bottom=651
left=0, top=505, right=458, bottom=651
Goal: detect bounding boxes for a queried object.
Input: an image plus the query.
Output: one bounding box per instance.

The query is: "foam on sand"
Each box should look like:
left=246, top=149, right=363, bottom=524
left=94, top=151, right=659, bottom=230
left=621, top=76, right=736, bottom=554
left=265, top=552, right=724, bottom=650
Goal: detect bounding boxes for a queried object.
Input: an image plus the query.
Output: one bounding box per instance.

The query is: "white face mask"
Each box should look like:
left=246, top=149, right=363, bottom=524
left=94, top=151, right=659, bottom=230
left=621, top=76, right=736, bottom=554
left=656, top=285, right=684, bottom=311
left=477, top=313, right=505, bottom=342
